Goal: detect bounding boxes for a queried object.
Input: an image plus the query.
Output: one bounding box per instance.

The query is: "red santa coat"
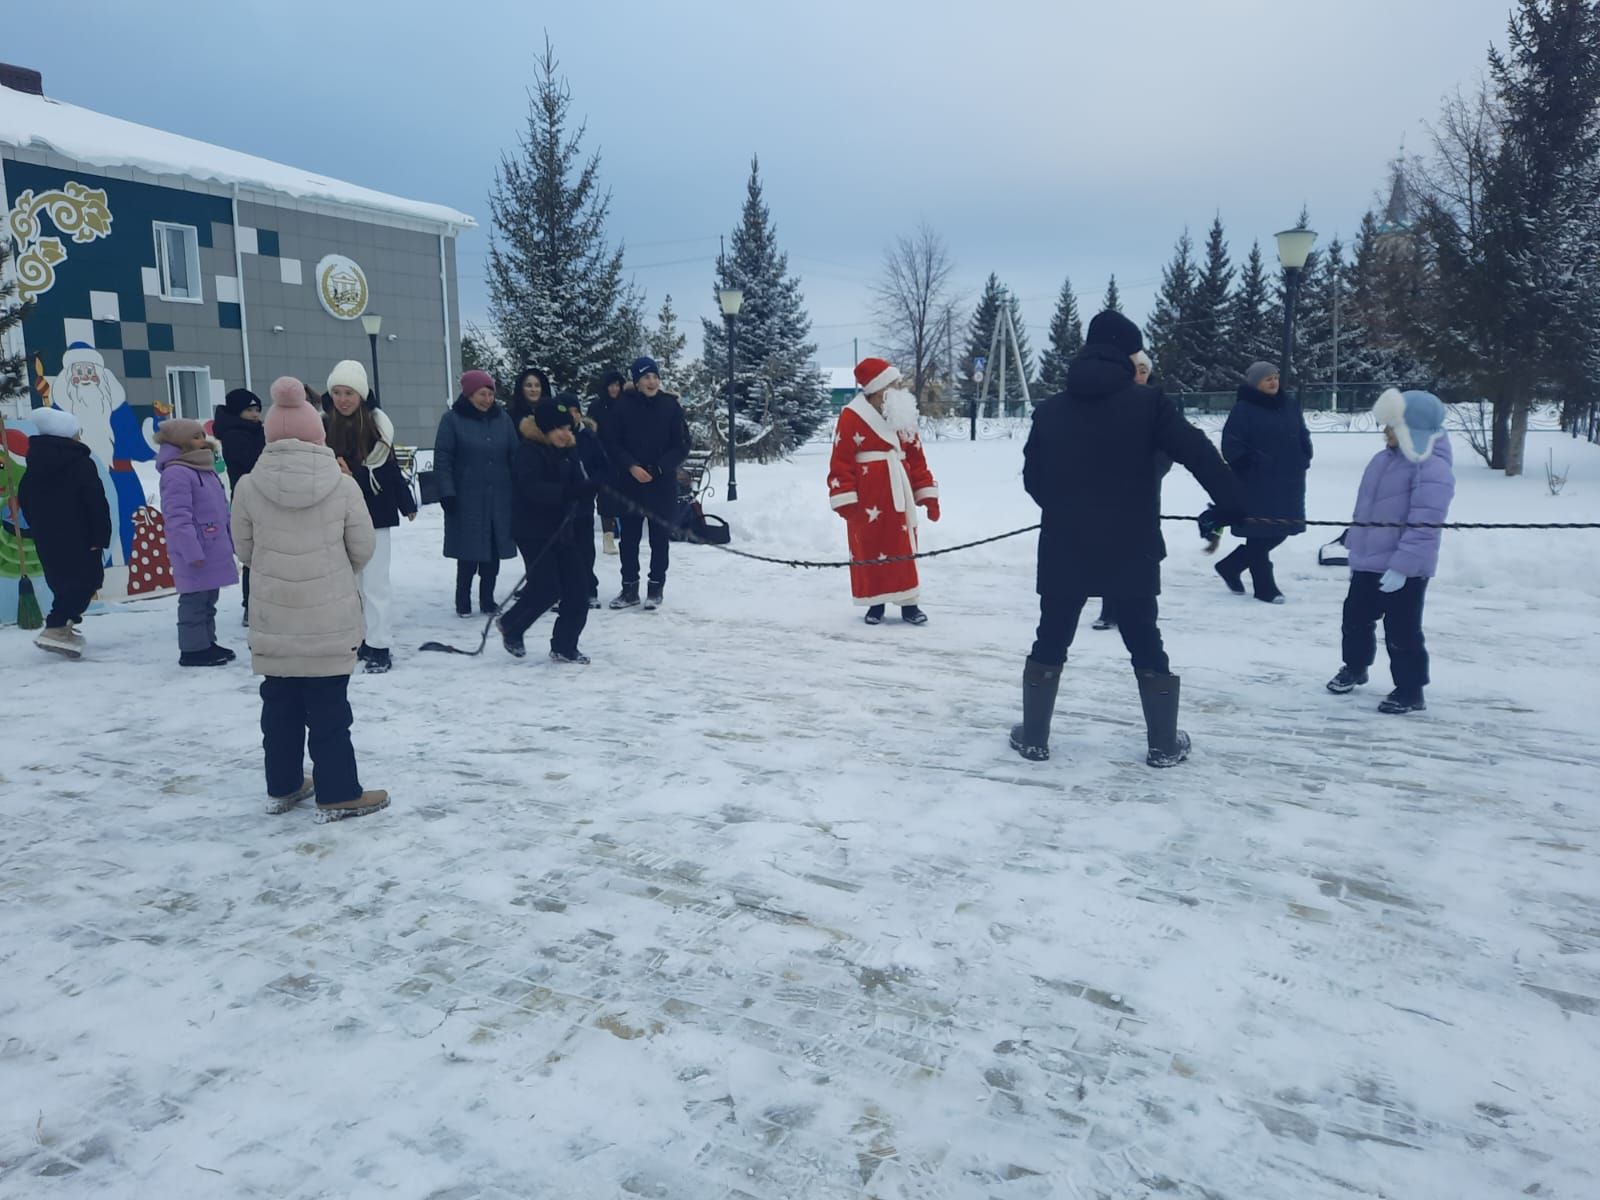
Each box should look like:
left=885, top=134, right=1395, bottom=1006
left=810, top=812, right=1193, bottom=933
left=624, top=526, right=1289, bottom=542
left=827, top=394, right=938, bottom=605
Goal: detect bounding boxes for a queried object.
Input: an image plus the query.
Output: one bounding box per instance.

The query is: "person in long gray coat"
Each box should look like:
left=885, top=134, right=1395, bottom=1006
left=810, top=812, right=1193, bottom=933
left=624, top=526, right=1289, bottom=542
left=433, top=370, right=517, bottom=616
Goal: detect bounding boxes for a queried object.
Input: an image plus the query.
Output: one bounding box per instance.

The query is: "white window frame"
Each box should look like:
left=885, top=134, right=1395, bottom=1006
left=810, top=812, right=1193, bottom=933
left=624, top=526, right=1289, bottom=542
left=152, top=221, right=203, bottom=303
left=165, top=366, right=214, bottom=422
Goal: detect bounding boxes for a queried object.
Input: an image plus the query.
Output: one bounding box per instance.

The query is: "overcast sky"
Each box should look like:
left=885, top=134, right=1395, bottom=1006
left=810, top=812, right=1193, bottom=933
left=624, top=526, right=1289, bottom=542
left=23, top=0, right=1512, bottom=372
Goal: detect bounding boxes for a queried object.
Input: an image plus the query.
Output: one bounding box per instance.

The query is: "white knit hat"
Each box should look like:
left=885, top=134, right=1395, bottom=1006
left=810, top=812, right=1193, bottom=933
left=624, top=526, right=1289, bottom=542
left=326, top=359, right=370, bottom=399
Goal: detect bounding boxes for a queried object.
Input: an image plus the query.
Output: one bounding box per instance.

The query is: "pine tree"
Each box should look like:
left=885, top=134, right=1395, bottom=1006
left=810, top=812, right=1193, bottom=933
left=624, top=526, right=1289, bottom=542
left=0, top=239, right=28, bottom=413
left=1189, top=216, right=1236, bottom=389
left=700, top=156, right=828, bottom=456
left=1036, top=275, right=1083, bottom=394
left=650, top=294, right=686, bottom=377
left=460, top=323, right=512, bottom=394
left=959, top=274, right=1032, bottom=411
left=486, top=36, right=639, bottom=392
left=1229, top=240, right=1276, bottom=370
left=1102, top=275, right=1122, bottom=313
left=1146, top=231, right=1200, bottom=391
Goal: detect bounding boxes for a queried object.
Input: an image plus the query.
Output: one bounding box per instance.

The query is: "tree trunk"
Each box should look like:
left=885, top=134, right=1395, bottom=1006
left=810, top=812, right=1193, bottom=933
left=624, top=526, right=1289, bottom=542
left=1504, top=394, right=1531, bottom=477
left=1490, top=396, right=1511, bottom=470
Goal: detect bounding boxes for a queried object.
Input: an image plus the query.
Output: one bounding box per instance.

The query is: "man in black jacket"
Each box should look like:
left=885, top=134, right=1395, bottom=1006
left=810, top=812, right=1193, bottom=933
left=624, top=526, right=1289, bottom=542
left=16, top=406, right=112, bottom=658
left=215, top=388, right=265, bottom=625
left=1013, top=311, right=1245, bottom=767
left=602, top=357, right=690, bottom=610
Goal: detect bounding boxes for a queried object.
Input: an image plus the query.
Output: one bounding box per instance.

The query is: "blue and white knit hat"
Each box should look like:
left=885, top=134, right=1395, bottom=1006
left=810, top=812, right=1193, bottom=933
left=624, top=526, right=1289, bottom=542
left=1373, top=388, right=1447, bottom=463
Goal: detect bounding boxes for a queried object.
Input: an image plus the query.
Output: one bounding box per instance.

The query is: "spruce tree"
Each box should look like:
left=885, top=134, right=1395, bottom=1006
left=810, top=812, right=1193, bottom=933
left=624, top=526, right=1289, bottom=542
left=1189, top=216, right=1236, bottom=389
left=959, top=274, right=1032, bottom=411
left=460, top=323, right=512, bottom=394
left=486, top=36, right=638, bottom=392
left=700, top=156, right=828, bottom=455
left=1146, top=231, right=1200, bottom=390
left=1036, top=275, right=1083, bottom=394
left=1, top=239, right=28, bottom=413
left=1229, top=241, right=1277, bottom=369
left=650, top=294, right=686, bottom=377
left=1102, top=275, right=1123, bottom=313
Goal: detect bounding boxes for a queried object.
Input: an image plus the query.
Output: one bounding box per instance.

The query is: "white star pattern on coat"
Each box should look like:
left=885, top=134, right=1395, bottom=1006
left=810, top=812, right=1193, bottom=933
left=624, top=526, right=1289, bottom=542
left=866, top=507, right=881, bottom=522
left=876, top=553, right=888, bottom=560
left=852, top=432, right=865, bottom=446
left=829, top=477, right=840, bottom=488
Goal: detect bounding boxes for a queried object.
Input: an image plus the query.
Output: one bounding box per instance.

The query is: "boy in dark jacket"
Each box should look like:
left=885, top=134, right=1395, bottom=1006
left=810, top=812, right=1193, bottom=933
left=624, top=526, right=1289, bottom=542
left=497, top=394, right=605, bottom=664
left=602, top=356, right=690, bottom=610
left=215, top=388, right=265, bottom=625
left=16, top=407, right=111, bottom=658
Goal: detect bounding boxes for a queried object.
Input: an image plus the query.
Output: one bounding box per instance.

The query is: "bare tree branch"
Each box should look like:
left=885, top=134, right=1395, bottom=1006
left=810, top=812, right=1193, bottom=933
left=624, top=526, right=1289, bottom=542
left=872, top=223, right=954, bottom=402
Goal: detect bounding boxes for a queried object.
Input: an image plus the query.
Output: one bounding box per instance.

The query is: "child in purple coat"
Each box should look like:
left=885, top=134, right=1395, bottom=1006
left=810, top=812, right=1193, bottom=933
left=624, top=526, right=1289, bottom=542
left=156, top=419, right=239, bottom=667
left=1326, top=389, right=1456, bottom=714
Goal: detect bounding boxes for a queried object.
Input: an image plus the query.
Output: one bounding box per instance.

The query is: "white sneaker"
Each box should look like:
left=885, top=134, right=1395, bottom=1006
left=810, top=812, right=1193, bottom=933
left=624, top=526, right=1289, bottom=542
left=34, top=626, right=83, bottom=659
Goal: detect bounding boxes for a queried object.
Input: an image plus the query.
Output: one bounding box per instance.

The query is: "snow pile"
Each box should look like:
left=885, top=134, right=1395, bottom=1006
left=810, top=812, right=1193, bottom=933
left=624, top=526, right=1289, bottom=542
left=0, top=87, right=474, bottom=230
left=1, top=429, right=1597, bottom=1198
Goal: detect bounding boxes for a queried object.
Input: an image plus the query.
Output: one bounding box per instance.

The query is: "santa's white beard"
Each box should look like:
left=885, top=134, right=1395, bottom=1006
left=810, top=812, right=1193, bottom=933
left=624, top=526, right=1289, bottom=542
left=882, top=388, right=921, bottom=436
left=61, top=381, right=116, bottom=461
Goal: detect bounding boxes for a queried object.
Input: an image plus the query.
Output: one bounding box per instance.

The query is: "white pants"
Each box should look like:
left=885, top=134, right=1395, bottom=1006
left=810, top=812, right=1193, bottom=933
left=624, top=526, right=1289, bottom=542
left=359, top=527, right=393, bottom=650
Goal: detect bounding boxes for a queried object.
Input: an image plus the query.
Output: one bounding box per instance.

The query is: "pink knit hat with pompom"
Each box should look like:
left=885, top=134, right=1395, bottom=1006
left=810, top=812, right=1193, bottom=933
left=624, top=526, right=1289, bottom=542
left=264, top=376, right=326, bottom=445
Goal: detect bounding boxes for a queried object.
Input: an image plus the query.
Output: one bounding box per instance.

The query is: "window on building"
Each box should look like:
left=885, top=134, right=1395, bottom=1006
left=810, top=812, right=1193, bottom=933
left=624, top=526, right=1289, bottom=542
left=153, top=222, right=202, bottom=302
left=166, top=367, right=213, bottom=421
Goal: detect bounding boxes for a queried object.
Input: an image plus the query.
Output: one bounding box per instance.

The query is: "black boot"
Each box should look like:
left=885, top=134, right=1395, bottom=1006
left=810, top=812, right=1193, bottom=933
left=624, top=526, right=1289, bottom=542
left=610, top=582, right=641, bottom=610
left=643, top=579, right=664, bottom=611
left=454, top=564, right=473, bottom=618
left=1215, top=550, right=1247, bottom=595
left=1009, top=658, right=1062, bottom=762
left=479, top=571, right=499, bottom=615
left=1251, top=558, right=1284, bottom=604
left=1136, top=670, right=1191, bottom=768
left=900, top=605, right=928, bottom=626
left=363, top=647, right=392, bottom=674
left=864, top=604, right=886, bottom=626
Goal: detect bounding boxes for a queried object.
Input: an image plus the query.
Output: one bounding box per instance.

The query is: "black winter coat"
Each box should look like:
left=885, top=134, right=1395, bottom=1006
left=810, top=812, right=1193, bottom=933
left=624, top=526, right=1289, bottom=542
left=602, top=389, right=690, bottom=517
left=352, top=449, right=417, bottom=529
left=1024, top=345, right=1243, bottom=597
left=512, top=418, right=603, bottom=546
left=16, top=435, right=112, bottom=568
left=1221, top=385, right=1312, bottom=537
left=213, top=405, right=265, bottom=493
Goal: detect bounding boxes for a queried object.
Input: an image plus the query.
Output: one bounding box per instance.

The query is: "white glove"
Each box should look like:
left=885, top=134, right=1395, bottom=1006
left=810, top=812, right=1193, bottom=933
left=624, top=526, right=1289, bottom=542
left=1379, top=569, right=1406, bottom=593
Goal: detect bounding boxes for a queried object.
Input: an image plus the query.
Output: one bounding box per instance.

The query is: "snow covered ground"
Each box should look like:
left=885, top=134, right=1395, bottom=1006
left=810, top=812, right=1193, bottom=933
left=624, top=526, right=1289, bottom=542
left=3, top=426, right=1598, bottom=1199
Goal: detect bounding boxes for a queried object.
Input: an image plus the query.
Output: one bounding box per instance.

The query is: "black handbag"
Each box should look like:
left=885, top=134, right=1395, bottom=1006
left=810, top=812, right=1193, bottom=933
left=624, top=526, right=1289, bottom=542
left=693, top=510, right=731, bottom=545
left=417, top=469, right=442, bottom=506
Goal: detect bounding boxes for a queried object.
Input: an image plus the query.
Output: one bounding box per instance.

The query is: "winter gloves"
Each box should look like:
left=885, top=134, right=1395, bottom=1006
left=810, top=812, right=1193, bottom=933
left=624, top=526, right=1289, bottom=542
left=1379, top=568, right=1407, bottom=593
left=919, top=497, right=941, bottom=522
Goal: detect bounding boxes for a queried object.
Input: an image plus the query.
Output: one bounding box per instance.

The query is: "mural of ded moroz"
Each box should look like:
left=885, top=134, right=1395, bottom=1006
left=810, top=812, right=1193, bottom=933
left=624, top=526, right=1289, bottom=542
left=0, top=61, right=472, bottom=613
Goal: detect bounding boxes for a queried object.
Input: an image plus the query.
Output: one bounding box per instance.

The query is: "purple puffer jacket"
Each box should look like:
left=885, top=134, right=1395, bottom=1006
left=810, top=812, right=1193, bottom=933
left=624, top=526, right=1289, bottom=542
left=1345, top=435, right=1456, bottom=578
left=157, top=444, right=240, bottom=593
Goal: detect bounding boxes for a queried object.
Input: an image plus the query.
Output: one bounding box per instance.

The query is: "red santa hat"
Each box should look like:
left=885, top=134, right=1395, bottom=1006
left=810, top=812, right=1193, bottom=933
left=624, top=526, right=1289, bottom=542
left=854, top=357, right=900, bottom=396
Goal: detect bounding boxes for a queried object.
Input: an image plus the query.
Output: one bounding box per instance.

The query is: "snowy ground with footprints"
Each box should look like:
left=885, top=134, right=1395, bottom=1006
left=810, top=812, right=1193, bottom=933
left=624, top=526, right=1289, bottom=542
left=3, top=424, right=1598, bottom=1199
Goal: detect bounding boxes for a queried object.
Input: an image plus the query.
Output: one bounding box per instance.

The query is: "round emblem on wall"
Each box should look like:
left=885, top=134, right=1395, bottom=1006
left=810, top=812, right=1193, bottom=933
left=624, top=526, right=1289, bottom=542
left=315, top=254, right=370, bottom=320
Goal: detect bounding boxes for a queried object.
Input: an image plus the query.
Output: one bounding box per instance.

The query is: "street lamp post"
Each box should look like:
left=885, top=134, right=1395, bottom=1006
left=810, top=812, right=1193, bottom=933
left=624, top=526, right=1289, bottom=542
left=1274, top=228, right=1317, bottom=395
left=360, top=313, right=383, bottom=406
left=718, top=287, right=744, bottom=501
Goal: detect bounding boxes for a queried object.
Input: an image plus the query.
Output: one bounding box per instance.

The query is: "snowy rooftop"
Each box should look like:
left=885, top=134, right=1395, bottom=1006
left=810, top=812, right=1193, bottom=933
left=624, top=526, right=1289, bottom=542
left=825, top=367, right=858, bottom=391
left=0, top=84, right=475, bottom=231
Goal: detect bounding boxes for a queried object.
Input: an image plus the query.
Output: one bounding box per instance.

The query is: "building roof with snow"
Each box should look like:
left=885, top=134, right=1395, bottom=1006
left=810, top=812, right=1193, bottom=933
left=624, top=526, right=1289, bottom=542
left=0, top=72, right=474, bottom=232
left=825, top=367, right=858, bottom=393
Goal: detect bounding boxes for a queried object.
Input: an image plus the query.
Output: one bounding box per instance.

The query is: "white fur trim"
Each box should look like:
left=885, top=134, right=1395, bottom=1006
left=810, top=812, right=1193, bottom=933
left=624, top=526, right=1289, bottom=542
left=363, top=408, right=395, bottom=468
left=845, top=394, right=899, bottom=447
left=854, top=587, right=920, bottom=606
left=860, top=365, right=900, bottom=396
left=1371, top=387, right=1405, bottom=432
left=830, top=490, right=859, bottom=510
left=913, top=486, right=938, bottom=501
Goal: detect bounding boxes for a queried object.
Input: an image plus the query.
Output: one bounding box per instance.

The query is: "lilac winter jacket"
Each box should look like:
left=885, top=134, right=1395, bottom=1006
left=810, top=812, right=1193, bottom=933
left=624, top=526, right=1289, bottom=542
left=157, top=444, right=240, bottom=593
left=1345, top=435, right=1456, bottom=578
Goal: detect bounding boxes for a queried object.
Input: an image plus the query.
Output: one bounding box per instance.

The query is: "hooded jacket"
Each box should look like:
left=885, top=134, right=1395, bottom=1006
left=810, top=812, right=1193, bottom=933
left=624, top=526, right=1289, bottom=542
left=513, top=413, right=606, bottom=546
left=230, top=439, right=376, bottom=677
left=157, top=441, right=240, bottom=593
left=1346, top=434, right=1456, bottom=578
left=1024, top=343, right=1243, bottom=597
left=1221, top=383, right=1313, bottom=537
left=16, top=434, right=112, bottom=568
left=507, top=368, right=553, bottom=429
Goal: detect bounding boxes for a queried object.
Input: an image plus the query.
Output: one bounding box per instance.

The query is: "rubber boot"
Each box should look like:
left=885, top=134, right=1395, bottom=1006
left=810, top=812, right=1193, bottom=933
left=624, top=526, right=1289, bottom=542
left=1136, top=670, right=1191, bottom=768
left=1009, top=658, right=1062, bottom=762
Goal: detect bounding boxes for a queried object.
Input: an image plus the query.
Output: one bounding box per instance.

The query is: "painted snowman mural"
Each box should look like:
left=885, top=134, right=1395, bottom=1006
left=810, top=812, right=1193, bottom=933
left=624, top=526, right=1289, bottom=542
left=44, top=343, right=171, bottom=596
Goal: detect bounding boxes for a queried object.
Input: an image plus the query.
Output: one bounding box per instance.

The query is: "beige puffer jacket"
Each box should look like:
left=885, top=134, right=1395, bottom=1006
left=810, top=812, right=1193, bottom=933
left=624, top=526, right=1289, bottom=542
left=231, top=439, right=376, bottom=677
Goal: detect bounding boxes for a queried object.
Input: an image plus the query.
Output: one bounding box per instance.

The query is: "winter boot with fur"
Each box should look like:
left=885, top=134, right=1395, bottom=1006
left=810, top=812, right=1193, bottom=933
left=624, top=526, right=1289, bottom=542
left=1136, top=670, right=1191, bottom=768
left=610, top=582, right=641, bottom=610
left=314, top=790, right=390, bottom=823
left=643, top=579, right=665, bottom=610
left=1009, top=658, right=1062, bottom=762
left=265, top=775, right=315, bottom=815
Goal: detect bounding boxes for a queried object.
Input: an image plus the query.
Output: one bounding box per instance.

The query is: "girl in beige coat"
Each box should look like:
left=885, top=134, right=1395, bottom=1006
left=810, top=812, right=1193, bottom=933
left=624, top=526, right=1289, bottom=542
left=230, top=377, right=387, bottom=822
